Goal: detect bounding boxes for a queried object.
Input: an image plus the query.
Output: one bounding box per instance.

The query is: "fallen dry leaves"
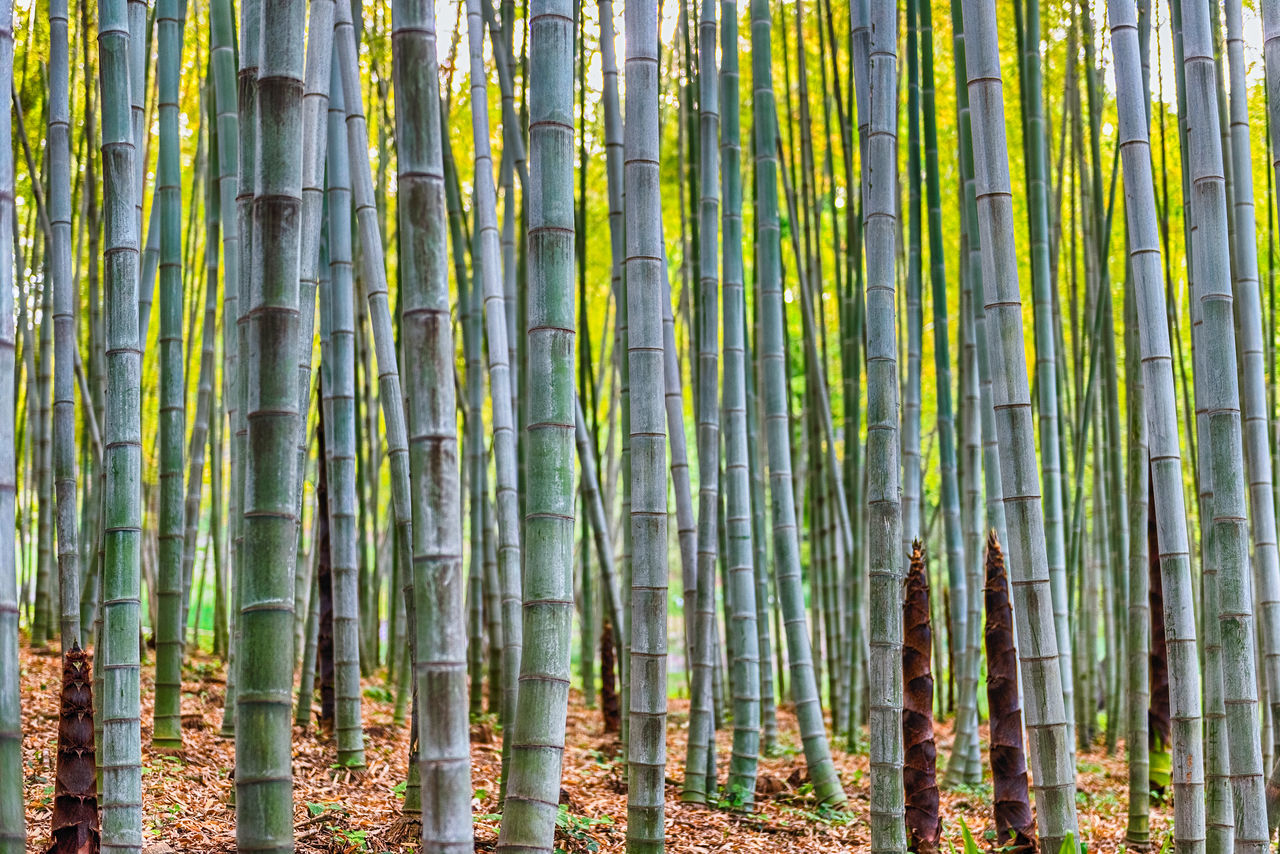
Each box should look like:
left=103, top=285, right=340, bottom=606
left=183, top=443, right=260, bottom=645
left=16, top=642, right=1170, bottom=852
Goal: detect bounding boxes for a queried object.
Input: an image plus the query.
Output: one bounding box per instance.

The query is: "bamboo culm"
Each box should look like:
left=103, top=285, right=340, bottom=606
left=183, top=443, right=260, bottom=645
left=959, top=0, right=1080, bottom=842
left=99, top=0, right=145, bottom=846
left=494, top=0, right=577, bottom=845
left=1110, top=0, right=1207, bottom=846
left=391, top=0, right=474, bottom=846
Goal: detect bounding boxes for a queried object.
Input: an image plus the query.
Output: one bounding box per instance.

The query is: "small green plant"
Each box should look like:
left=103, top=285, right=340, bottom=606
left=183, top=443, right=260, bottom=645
left=554, top=804, right=612, bottom=853
left=306, top=801, right=344, bottom=817
left=1058, top=832, right=1082, bottom=854
left=392, top=780, right=407, bottom=799
left=363, top=685, right=393, bottom=703
left=955, top=817, right=983, bottom=854
left=334, top=827, right=368, bottom=851
left=715, top=782, right=752, bottom=810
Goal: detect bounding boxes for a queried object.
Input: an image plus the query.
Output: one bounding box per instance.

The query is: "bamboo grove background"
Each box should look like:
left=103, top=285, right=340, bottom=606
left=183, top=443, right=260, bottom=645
left=4, top=0, right=1280, bottom=849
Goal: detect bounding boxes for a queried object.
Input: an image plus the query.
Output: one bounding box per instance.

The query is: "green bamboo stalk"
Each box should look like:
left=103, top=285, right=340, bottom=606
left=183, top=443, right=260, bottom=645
left=224, top=0, right=257, bottom=740
left=127, top=0, right=145, bottom=263
left=98, top=0, right=143, bottom=844
left=493, top=0, right=576, bottom=843
left=903, top=0, right=922, bottom=569
left=461, top=0, right=523, bottom=786
left=1110, top=0, right=1207, bottom=847
left=958, top=0, right=1080, bottom=843
left=465, top=212, right=486, bottom=719
left=1179, top=0, right=1269, bottom=845
left=863, top=0, right=904, bottom=843
left=750, top=0, right=845, bottom=811
left=33, top=251, right=53, bottom=649
left=573, top=397, right=626, bottom=683
left=324, top=58, right=366, bottom=769
left=744, top=320, right=776, bottom=753
left=0, top=0, right=22, bottom=846
left=719, top=0, right=760, bottom=803
left=661, top=253, right=697, bottom=705
left=49, top=0, right=80, bottom=655
left=682, top=0, right=720, bottom=801
left=623, top=0, right=667, bottom=846
left=1223, top=0, right=1280, bottom=799
left=152, top=0, right=186, bottom=753
left=391, top=0, right=473, bottom=846
left=917, top=0, right=969, bottom=787
left=296, top=567, right=320, bottom=727
left=1124, top=268, right=1150, bottom=846
left=235, top=0, right=305, bottom=847
left=1258, top=0, right=1280, bottom=818
left=181, top=102, right=223, bottom=648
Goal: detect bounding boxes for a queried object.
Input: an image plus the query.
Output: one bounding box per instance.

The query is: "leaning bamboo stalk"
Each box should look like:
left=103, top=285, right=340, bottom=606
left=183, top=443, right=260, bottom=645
left=324, top=58, right=366, bottom=769
left=293, top=0, right=335, bottom=645
left=750, top=0, right=846, bottom=811
left=574, top=397, right=626, bottom=672
left=682, top=0, right=720, bottom=794
left=333, top=0, right=416, bottom=707
left=460, top=0, right=525, bottom=789
left=959, top=0, right=1080, bottom=842
left=1021, top=0, right=1073, bottom=752
left=1110, top=0, right=1207, bottom=845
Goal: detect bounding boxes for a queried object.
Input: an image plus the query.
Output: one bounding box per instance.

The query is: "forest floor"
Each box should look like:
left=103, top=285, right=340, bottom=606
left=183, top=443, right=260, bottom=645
left=16, top=644, right=1168, bottom=853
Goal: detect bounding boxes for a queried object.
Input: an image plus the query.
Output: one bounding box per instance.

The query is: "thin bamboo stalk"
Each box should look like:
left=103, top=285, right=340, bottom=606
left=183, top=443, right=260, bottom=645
left=0, top=0, right=22, bottom=846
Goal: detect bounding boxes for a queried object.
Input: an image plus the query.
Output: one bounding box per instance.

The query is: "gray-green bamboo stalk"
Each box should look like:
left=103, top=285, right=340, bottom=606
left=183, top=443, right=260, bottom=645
left=0, top=0, right=23, bottom=847
left=493, top=0, right=577, bottom=844
left=333, top=0, right=415, bottom=717
left=99, top=0, right=144, bottom=844
left=235, top=0, right=305, bottom=846
left=683, top=0, right=720, bottom=795
left=959, top=0, right=1080, bottom=843
left=624, top=1, right=668, bottom=847
left=720, top=0, right=760, bottom=804
left=1224, top=0, right=1280, bottom=796
left=1181, top=0, right=1269, bottom=845
left=864, top=0, right=904, bottom=844
left=392, top=0, right=474, bottom=846
left=50, top=0, right=78, bottom=653
left=1110, top=0, right=1207, bottom=846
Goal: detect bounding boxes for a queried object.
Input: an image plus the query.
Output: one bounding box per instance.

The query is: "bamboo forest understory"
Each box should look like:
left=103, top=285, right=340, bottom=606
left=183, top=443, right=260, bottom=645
left=8, top=0, right=1280, bottom=848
